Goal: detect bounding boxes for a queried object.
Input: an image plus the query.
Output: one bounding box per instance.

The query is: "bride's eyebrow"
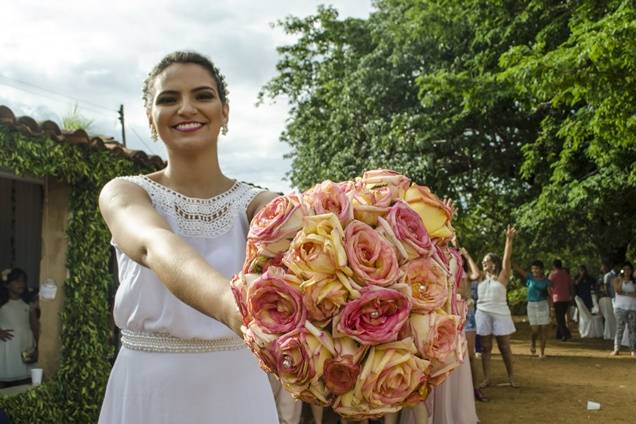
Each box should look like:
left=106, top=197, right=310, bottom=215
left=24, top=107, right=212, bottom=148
left=156, top=90, right=179, bottom=97
left=156, top=86, right=216, bottom=97
left=192, top=86, right=216, bottom=93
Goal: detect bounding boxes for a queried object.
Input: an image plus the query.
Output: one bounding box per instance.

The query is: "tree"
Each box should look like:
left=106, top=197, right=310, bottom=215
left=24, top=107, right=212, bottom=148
left=501, top=0, right=636, bottom=265
left=261, top=0, right=636, bottom=266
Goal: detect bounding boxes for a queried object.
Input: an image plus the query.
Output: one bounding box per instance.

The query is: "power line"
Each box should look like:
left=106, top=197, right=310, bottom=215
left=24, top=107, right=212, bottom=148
left=0, top=73, right=159, bottom=157
left=130, top=126, right=158, bottom=156
left=0, top=74, right=117, bottom=115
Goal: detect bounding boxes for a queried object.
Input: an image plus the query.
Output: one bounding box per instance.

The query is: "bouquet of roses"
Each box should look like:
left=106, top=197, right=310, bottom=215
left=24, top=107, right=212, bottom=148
left=231, top=170, right=466, bottom=419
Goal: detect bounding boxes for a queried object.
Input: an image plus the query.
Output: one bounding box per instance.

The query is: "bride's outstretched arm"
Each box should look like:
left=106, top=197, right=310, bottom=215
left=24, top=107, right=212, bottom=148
left=99, top=179, right=243, bottom=334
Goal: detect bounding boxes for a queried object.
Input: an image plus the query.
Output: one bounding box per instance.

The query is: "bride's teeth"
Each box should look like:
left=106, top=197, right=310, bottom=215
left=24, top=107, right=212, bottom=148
left=177, top=122, right=201, bottom=130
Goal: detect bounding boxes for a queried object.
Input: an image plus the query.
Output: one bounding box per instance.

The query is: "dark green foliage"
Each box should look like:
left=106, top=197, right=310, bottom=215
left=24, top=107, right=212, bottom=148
left=0, top=127, right=159, bottom=422
left=261, top=0, right=636, bottom=269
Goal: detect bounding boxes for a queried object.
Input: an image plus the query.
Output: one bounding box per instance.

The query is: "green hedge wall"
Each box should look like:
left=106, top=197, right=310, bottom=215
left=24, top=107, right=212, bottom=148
left=0, top=126, right=160, bottom=422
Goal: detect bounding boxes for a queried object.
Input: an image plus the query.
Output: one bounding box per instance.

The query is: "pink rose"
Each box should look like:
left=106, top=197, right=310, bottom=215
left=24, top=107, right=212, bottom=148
left=324, top=357, right=360, bottom=396
left=377, top=201, right=434, bottom=261
left=247, top=267, right=306, bottom=334
left=401, top=257, right=449, bottom=313
left=345, top=220, right=400, bottom=287
left=334, top=286, right=411, bottom=345
left=249, top=194, right=305, bottom=256
left=306, top=180, right=354, bottom=226
left=323, top=337, right=366, bottom=395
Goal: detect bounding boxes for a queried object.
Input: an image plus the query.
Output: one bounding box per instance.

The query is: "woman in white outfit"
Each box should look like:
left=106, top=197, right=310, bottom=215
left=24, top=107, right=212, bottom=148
left=98, top=51, right=278, bottom=424
left=474, top=225, right=518, bottom=389
left=610, top=261, right=636, bottom=356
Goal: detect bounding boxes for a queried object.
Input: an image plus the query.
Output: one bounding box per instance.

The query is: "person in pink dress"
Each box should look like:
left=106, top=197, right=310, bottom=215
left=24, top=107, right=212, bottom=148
left=548, top=259, right=573, bottom=341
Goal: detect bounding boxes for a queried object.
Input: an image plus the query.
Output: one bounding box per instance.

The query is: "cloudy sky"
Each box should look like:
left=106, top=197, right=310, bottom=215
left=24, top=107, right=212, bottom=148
left=1, top=0, right=373, bottom=193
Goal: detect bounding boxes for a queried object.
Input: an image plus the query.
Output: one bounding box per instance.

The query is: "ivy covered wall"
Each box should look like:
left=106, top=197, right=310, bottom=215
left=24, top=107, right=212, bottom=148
left=0, top=126, right=160, bottom=422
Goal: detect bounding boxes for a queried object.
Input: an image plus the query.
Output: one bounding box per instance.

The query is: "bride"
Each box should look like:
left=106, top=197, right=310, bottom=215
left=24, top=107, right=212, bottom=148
left=98, top=51, right=278, bottom=423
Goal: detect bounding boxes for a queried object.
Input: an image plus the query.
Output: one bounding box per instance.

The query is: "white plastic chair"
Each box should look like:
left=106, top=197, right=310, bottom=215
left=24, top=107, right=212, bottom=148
left=598, top=297, right=616, bottom=340
left=574, top=296, right=604, bottom=338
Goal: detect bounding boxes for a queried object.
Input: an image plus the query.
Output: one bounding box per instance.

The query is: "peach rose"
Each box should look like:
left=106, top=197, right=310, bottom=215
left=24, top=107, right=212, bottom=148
left=243, top=321, right=278, bottom=374
left=350, top=169, right=409, bottom=226
left=358, top=169, right=411, bottom=204
left=323, top=337, right=366, bottom=395
left=306, top=180, right=354, bottom=227
left=249, top=194, right=305, bottom=256
left=428, top=332, right=466, bottom=386
left=301, top=272, right=359, bottom=327
left=410, top=312, right=460, bottom=364
left=345, top=220, right=400, bottom=287
left=401, top=257, right=449, bottom=313
left=332, top=337, right=430, bottom=419
left=230, top=272, right=260, bottom=325
left=275, top=322, right=335, bottom=399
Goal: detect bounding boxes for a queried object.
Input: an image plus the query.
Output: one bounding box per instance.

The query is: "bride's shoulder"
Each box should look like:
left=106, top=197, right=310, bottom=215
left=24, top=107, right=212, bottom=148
left=245, top=189, right=280, bottom=221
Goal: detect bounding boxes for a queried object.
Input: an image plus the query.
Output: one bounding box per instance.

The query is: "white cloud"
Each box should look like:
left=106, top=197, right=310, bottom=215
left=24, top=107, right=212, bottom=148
left=0, top=0, right=372, bottom=193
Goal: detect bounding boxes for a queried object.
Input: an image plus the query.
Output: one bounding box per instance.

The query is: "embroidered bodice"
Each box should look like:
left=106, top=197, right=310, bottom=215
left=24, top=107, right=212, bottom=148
left=111, top=175, right=263, bottom=340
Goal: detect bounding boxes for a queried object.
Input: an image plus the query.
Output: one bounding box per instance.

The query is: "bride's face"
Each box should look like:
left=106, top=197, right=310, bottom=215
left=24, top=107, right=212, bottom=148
left=149, top=63, right=229, bottom=152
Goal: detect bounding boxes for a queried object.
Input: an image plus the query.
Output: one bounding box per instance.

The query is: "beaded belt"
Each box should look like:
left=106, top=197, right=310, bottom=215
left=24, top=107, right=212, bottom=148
left=120, top=329, right=246, bottom=353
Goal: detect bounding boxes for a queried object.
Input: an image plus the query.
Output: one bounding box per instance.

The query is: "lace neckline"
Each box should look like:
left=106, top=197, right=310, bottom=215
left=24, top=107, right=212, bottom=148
left=119, top=174, right=262, bottom=239
left=141, top=175, right=239, bottom=203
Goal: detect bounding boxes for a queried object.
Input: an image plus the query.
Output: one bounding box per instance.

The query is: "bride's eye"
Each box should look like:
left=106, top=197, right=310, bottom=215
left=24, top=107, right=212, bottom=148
left=156, top=96, right=176, bottom=105
left=197, top=92, right=215, bottom=101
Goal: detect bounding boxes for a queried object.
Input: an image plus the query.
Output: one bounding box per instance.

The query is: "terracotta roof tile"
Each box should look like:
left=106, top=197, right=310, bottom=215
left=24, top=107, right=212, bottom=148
left=0, top=105, right=165, bottom=169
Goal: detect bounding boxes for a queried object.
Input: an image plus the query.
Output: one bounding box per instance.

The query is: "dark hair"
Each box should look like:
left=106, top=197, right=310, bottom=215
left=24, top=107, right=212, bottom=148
left=553, top=259, right=562, bottom=269
left=484, top=252, right=502, bottom=274
left=531, top=260, right=544, bottom=269
left=1, top=267, right=30, bottom=306
left=6, top=267, right=27, bottom=285
left=142, top=51, right=229, bottom=113
left=623, top=261, right=634, bottom=272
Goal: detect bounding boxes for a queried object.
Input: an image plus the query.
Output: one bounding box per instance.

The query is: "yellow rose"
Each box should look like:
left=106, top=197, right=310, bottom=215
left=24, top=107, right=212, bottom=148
left=403, top=184, right=454, bottom=241
left=283, top=214, right=348, bottom=278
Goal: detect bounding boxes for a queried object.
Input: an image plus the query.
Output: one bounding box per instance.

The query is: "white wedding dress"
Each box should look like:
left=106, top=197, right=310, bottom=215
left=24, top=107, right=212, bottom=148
left=99, top=175, right=277, bottom=424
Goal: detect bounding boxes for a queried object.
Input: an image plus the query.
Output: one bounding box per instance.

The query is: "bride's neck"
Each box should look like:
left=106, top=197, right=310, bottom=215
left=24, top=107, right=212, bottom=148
left=159, top=151, right=232, bottom=198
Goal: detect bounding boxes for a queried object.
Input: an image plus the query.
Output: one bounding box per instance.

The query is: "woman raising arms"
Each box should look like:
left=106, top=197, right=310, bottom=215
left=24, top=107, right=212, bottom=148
left=98, top=51, right=278, bottom=423
left=464, top=226, right=518, bottom=389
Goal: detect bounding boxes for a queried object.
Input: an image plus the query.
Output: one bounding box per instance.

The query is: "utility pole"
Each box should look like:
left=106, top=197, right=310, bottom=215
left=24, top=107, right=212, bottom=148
left=118, top=104, right=127, bottom=147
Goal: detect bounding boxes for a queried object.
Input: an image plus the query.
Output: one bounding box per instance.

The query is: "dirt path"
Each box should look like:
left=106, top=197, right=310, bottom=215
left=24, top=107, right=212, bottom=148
left=303, top=317, right=636, bottom=424
left=475, top=318, right=636, bottom=424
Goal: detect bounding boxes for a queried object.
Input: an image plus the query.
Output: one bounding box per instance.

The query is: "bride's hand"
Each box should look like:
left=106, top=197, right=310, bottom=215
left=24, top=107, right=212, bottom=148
left=222, top=289, right=245, bottom=337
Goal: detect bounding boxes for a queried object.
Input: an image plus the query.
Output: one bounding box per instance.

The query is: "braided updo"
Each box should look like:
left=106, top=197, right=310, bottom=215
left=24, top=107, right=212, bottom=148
left=142, top=51, right=229, bottom=114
